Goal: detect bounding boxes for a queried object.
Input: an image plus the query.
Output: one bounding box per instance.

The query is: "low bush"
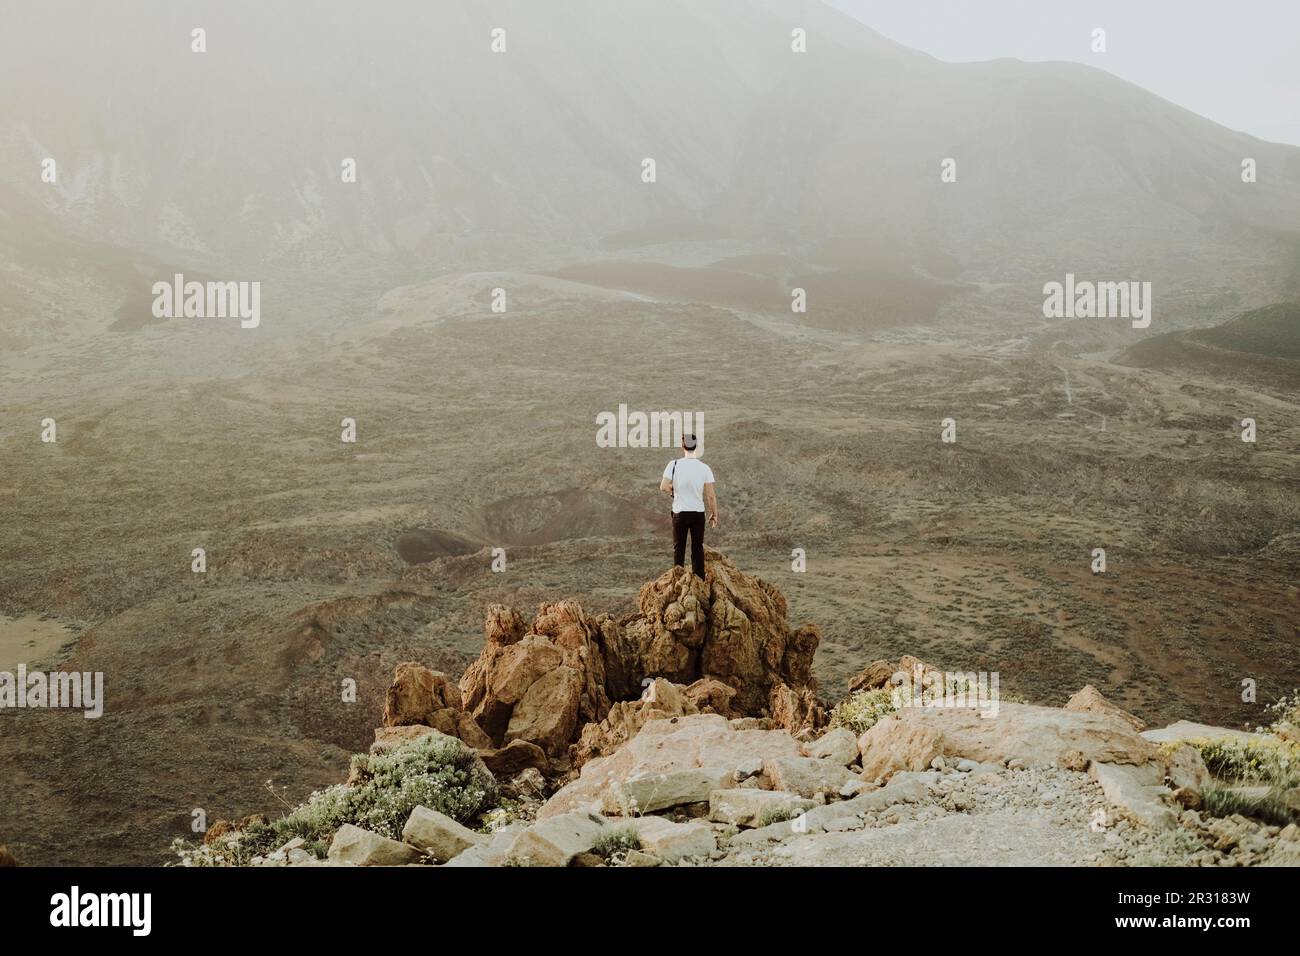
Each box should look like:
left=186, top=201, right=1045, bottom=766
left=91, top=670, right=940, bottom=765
left=172, top=731, right=498, bottom=866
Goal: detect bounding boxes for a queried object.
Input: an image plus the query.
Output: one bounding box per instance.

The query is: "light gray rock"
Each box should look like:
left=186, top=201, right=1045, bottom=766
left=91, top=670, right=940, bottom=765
left=441, top=825, right=522, bottom=868
left=540, top=714, right=803, bottom=819
left=327, top=824, right=423, bottom=866
left=1166, top=744, right=1213, bottom=792
left=803, top=727, right=860, bottom=766
left=838, top=778, right=869, bottom=798
left=1140, top=720, right=1269, bottom=747
left=601, top=767, right=733, bottom=814
left=627, top=816, right=716, bottom=861
left=507, top=811, right=609, bottom=867
left=763, top=755, right=856, bottom=798
left=402, top=805, right=489, bottom=862
left=1089, top=762, right=1177, bottom=830
left=728, top=772, right=931, bottom=845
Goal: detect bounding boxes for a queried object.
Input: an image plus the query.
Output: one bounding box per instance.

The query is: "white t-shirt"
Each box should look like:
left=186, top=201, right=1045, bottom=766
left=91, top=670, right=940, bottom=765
left=663, top=457, right=715, bottom=513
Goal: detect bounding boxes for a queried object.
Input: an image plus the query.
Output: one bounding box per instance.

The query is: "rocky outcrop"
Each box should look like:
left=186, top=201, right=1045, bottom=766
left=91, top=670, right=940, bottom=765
left=856, top=702, right=1161, bottom=784
left=314, top=556, right=1298, bottom=870
left=619, top=553, right=821, bottom=720
left=380, top=550, right=823, bottom=773
left=458, top=600, right=615, bottom=760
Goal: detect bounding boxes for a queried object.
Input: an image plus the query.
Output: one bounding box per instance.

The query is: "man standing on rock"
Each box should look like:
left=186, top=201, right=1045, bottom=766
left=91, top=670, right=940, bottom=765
left=659, top=432, right=717, bottom=579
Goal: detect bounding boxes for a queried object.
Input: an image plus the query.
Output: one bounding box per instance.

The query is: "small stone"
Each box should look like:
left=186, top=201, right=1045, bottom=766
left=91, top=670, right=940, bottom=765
left=327, top=824, right=422, bottom=867
left=629, top=816, right=716, bottom=862
left=402, top=805, right=489, bottom=862
left=803, top=727, right=860, bottom=766
left=623, top=849, right=662, bottom=867
left=507, top=811, right=608, bottom=866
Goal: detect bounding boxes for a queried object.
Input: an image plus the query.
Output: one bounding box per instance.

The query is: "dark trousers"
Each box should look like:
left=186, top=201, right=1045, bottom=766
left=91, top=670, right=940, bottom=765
left=672, top=510, right=706, bottom=579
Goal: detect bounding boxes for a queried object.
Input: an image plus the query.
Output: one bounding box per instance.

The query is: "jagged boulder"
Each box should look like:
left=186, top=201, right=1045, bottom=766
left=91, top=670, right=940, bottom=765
left=458, top=600, right=615, bottom=758
left=847, top=655, right=935, bottom=694
left=478, top=739, right=550, bottom=776
left=683, top=677, right=740, bottom=717
left=382, top=662, right=491, bottom=749
left=398, top=550, right=827, bottom=770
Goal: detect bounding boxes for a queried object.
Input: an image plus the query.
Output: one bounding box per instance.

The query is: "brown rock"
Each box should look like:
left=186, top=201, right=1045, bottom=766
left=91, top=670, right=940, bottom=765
left=203, top=820, right=233, bottom=845
left=459, top=601, right=616, bottom=756
left=504, top=665, right=583, bottom=756
left=572, top=678, right=698, bottom=765
left=478, top=739, right=550, bottom=776
left=383, top=662, right=459, bottom=727
left=454, top=550, right=823, bottom=769
left=683, top=677, right=739, bottom=717
left=857, top=715, right=945, bottom=783
left=1064, top=685, right=1145, bottom=732
left=622, top=549, right=823, bottom=719
left=376, top=663, right=492, bottom=749
left=847, top=660, right=897, bottom=694
left=370, top=724, right=437, bottom=755
left=768, top=681, right=825, bottom=736
left=0, top=845, right=19, bottom=867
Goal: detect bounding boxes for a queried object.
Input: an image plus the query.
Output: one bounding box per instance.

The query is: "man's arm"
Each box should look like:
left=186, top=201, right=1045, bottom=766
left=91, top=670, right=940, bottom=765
left=704, top=482, right=718, bottom=527
left=660, top=477, right=673, bottom=494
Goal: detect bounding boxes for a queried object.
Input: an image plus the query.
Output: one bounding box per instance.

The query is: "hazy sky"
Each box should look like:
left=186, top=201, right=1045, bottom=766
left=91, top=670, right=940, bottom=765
left=831, top=0, right=1300, bottom=146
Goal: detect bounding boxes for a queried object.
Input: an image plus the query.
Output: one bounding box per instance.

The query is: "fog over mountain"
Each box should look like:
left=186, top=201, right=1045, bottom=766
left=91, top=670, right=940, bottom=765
left=3, top=0, right=1300, bottom=345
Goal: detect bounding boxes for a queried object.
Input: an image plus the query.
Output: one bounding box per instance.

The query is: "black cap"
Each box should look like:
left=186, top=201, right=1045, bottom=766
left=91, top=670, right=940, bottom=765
left=682, top=433, right=698, bottom=450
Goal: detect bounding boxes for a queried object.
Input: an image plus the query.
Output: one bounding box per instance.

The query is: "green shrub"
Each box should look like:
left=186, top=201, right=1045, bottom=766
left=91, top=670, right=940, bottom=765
left=1189, top=738, right=1300, bottom=789
left=591, top=826, right=641, bottom=863
left=829, top=687, right=898, bottom=735
left=1199, top=787, right=1298, bottom=828
left=173, top=731, right=498, bottom=866
left=1258, top=690, right=1300, bottom=742
left=757, top=806, right=797, bottom=828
